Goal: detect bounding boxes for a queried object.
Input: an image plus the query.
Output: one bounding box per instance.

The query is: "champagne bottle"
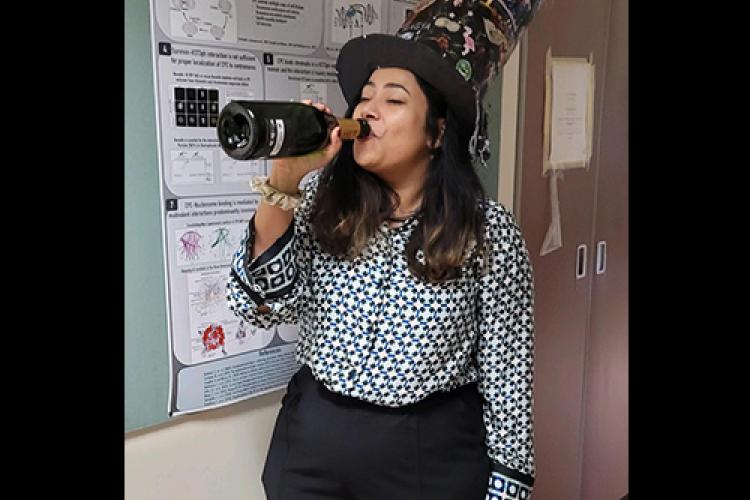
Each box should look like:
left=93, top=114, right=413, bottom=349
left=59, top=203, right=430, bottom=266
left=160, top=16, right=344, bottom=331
left=216, top=100, right=370, bottom=160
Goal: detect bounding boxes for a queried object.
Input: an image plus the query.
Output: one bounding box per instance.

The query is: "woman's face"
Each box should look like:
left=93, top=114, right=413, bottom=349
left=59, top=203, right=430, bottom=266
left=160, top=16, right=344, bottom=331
left=352, top=67, right=440, bottom=177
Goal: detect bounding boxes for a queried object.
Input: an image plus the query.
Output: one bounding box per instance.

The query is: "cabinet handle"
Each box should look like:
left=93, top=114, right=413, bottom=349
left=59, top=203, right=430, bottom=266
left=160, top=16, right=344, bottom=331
left=576, top=244, right=587, bottom=280
left=596, top=240, right=607, bottom=275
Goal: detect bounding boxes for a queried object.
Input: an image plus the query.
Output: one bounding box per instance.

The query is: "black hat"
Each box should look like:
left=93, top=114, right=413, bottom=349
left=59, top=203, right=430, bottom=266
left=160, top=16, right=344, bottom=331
left=336, top=0, right=543, bottom=167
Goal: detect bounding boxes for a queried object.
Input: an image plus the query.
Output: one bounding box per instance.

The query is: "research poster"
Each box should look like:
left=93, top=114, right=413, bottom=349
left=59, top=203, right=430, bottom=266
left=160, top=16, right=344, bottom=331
left=149, top=0, right=418, bottom=416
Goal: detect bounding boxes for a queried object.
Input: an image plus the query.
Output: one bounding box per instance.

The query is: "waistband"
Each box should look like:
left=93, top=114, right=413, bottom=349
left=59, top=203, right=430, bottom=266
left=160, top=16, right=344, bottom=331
left=292, top=363, right=480, bottom=414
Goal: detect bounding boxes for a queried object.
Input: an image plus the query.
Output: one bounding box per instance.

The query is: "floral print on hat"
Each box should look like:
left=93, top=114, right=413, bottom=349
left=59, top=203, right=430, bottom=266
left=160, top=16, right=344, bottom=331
left=396, top=0, right=543, bottom=91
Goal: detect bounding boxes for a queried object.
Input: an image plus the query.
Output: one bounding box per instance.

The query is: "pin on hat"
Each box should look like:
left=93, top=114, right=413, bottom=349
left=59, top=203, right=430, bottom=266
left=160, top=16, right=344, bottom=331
left=336, top=0, right=544, bottom=168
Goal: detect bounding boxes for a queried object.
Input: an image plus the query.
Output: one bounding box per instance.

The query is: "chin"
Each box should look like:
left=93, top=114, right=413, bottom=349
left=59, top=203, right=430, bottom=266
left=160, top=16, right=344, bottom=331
left=354, top=162, right=379, bottom=175
left=352, top=152, right=379, bottom=172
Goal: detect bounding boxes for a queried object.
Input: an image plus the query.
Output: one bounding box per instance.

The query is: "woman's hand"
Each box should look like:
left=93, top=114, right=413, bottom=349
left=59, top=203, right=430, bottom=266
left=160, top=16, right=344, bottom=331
left=269, top=100, right=342, bottom=193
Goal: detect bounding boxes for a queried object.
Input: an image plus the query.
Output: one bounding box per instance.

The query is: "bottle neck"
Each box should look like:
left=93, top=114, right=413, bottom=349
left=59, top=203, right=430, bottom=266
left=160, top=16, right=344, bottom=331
left=332, top=116, right=370, bottom=140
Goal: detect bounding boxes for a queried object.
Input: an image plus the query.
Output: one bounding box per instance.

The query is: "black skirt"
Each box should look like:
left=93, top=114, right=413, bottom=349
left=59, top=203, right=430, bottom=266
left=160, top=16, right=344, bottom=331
left=262, top=364, right=491, bottom=500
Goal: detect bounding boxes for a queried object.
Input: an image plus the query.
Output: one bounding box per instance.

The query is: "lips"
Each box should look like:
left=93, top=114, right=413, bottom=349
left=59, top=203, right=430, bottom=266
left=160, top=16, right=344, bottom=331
left=357, top=131, right=379, bottom=141
left=357, top=120, right=381, bottom=139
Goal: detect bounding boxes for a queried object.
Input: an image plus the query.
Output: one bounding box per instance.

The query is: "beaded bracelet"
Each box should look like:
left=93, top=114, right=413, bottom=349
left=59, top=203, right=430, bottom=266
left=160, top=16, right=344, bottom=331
left=250, top=175, right=302, bottom=211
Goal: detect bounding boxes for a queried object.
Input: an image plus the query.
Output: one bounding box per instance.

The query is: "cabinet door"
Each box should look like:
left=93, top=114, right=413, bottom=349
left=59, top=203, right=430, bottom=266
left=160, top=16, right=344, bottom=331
left=516, top=0, right=614, bottom=498
left=580, top=0, right=629, bottom=498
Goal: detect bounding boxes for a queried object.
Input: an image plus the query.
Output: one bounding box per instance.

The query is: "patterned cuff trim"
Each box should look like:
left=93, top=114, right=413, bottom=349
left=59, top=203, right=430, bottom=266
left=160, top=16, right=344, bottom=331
left=246, top=214, right=295, bottom=272
left=486, top=470, right=533, bottom=500
left=230, top=268, right=265, bottom=306
left=246, top=230, right=297, bottom=299
left=491, top=462, right=534, bottom=487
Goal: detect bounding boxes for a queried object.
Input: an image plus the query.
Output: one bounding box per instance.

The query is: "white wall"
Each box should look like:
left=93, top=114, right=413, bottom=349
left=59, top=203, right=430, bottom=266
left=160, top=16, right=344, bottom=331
left=497, top=45, right=522, bottom=212
left=125, top=390, right=284, bottom=500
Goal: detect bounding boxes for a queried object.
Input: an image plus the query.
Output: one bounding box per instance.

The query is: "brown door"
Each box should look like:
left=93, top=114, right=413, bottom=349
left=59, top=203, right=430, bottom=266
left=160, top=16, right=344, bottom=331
left=515, top=0, right=627, bottom=498
left=579, top=0, right=629, bottom=497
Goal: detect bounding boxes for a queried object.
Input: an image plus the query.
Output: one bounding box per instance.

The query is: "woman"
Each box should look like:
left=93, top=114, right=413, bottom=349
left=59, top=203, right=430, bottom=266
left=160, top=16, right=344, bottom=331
left=227, top=1, right=543, bottom=499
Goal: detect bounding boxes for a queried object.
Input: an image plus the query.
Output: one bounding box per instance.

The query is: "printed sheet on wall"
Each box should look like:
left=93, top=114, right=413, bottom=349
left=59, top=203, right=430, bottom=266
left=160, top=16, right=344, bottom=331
left=149, top=0, right=420, bottom=417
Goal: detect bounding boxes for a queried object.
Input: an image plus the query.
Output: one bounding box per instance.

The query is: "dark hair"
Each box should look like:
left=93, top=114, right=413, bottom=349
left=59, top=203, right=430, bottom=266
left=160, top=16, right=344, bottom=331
left=310, top=73, right=488, bottom=282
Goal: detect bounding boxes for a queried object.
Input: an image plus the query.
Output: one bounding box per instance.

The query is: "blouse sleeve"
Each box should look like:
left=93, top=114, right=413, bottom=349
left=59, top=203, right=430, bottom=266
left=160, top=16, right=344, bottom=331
left=476, top=203, right=536, bottom=499
left=225, top=171, right=321, bottom=330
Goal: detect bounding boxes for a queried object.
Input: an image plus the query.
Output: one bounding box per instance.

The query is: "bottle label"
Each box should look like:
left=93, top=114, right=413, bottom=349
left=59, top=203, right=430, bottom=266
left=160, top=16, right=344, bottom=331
left=269, top=118, right=285, bottom=157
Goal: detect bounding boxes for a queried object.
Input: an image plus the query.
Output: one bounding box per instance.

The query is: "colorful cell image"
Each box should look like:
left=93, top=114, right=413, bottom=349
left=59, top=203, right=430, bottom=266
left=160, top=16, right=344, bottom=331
left=200, top=323, right=227, bottom=356
left=209, top=226, right=234, bottom=259
left=178, top=230, right=204, bottom=263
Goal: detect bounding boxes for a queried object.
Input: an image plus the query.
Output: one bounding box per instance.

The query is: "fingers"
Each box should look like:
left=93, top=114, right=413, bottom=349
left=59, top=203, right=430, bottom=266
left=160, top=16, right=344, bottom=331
left=331, top=125, right=341, bottom=145
left=302, top=99, right=332, bottom=116
left=325, top=126, right=342, bottom=157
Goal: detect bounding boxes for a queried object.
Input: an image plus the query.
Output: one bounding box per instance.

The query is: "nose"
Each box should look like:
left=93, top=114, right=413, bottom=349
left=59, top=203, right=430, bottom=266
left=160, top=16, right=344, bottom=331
left=355, top=100, right=379, bottom=121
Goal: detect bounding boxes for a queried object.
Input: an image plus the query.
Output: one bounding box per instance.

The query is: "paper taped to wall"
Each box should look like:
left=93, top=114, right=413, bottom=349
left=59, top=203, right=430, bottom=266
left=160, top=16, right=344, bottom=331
left=543, top=48, right=595, bottom=173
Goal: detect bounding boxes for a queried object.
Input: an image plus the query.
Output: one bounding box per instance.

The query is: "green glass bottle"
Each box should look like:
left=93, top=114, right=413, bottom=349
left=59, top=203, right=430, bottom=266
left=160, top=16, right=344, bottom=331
left=216, top=100, right=370, bottom=160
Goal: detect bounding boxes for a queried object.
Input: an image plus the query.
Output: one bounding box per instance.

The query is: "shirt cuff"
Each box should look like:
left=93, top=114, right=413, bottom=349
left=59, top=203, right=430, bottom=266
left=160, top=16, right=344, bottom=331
left=485, top=466, right=534, bottom=500
left=230, top=214, right=296, bottom=305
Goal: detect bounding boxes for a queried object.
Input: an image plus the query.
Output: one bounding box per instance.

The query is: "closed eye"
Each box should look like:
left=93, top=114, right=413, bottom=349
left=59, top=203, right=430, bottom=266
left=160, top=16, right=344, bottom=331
left=358, top=97, right=404, bottom=104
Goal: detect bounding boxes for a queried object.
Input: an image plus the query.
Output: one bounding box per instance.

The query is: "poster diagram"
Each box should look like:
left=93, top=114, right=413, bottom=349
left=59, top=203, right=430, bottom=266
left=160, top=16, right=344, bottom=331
left=188, top=268, right=276, bottom=363
left=300, top=82, right=328, bottom=104
left=262, top=54, right=344, bottom=111
left=169, top=0, right=238, bottom=43
left=220, top=156, right=264, bottom=184
left=188, top=271, right=236, bottom=362
left=151, top=0, right=416, bottom=417
left=331, top=0, right=382, bottom=44
left=171, top=150, right=215, bottom=185
left=175, top=222, right=246, bottom=266
left=207, top=225, right=235, bottom=259
left=177, top=229, right=204, bottom=263
left=157, top=43, right=262, bottom=198
left=171, top=87, right=220, bottom=129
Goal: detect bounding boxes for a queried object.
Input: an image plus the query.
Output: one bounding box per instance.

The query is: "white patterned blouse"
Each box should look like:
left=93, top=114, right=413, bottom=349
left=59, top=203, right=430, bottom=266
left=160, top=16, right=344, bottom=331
left=227, top=171, right=536, bottom=500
